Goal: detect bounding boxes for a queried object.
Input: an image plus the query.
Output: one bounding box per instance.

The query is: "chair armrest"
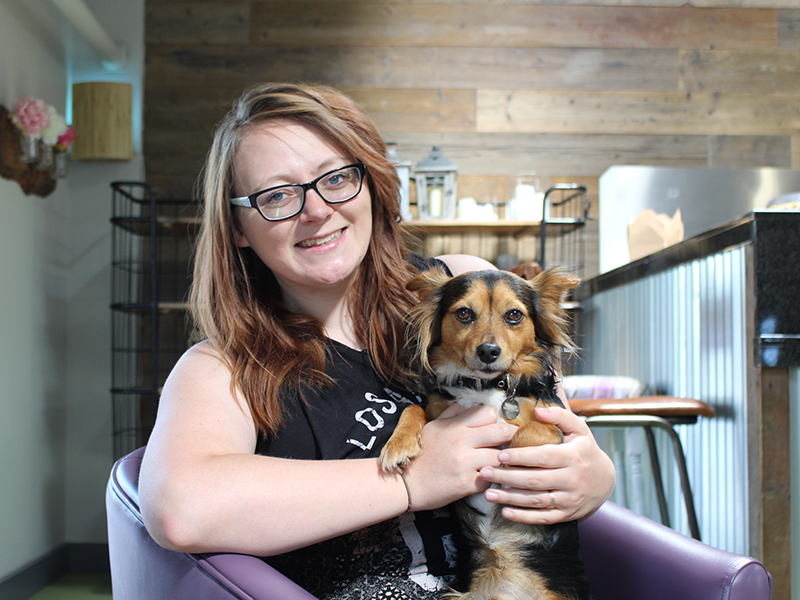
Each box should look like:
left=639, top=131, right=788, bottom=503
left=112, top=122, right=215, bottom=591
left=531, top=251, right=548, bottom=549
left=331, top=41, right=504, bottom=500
left=579, top=502, right=772, bottom=600
left=196, top=554, right=317, bottom=600
left=107, top=448, right=318, bottom=600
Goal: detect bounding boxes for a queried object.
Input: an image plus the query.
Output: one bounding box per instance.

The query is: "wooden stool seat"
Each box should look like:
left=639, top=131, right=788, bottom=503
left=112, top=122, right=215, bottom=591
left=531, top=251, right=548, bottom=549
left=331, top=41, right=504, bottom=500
left=570, top=396, right=715, bottom=419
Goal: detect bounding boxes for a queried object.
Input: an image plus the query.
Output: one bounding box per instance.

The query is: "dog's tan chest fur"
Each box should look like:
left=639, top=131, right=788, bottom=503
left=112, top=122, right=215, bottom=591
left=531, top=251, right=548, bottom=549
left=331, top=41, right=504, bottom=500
left=443, top=387, right=508, bottom=420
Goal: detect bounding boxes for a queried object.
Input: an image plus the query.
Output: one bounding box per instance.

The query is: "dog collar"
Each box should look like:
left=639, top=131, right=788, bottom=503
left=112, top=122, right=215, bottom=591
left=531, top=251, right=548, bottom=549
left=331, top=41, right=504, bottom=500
left=453, top=373, right=510, bottom=392
left=431, top=374, right=523, bottom=420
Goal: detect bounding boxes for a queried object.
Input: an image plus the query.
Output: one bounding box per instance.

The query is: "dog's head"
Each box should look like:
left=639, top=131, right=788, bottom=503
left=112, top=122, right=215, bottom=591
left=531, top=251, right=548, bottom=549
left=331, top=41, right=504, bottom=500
left=407, top=268, right=579, bottom=384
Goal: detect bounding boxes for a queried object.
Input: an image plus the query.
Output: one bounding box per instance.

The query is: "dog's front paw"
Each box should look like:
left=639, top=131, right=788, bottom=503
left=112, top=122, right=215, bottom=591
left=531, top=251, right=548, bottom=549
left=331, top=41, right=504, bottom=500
left=379, top=434, right=423, bottom=473
left=511, top=420, right=563, bottom=447
left=379, top=404, right=428, bottom=473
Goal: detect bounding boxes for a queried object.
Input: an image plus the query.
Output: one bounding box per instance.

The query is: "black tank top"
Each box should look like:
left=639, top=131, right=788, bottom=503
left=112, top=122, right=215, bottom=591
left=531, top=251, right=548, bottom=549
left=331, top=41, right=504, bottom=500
left=255, top=255, right=464, bottom=599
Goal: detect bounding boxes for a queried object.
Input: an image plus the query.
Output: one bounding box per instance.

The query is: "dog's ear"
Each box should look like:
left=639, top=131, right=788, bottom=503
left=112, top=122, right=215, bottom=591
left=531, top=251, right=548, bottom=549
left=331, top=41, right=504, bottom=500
left=406, top=267, right=451, bottom=376
left=529, top=269, right=580, bottom=351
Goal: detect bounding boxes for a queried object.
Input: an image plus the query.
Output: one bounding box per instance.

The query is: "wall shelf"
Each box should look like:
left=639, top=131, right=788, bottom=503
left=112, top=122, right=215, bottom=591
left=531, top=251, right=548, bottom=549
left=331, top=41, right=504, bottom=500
left=0, top=106, right=56, bottom=197
left=403, top=220, right=540, bottom=236
left=402, top=218, right=585, bottom=238
left=404, top=184, right=591, bottom=275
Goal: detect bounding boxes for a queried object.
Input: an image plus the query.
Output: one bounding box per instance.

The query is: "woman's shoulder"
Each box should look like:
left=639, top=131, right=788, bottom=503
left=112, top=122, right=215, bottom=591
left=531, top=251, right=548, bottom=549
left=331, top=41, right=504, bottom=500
left=435, top=254, right=496, bottom=276
left=158, top=339, right=255, bottom=435
left=409, top=253, right=496, bottom=277
left=176, top=339, right=230, bottom=369
left=164, top=339, right=239, bottom=399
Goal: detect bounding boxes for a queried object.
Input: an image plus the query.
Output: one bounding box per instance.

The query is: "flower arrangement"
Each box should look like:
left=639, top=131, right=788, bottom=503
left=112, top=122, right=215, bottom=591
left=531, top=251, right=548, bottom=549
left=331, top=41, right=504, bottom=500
left=8, top=96, right=76, bottom=175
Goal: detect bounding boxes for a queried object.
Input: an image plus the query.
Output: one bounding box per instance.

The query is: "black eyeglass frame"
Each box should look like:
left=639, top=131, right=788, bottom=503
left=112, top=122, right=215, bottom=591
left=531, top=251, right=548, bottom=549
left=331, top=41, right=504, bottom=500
left=230, top=162, right=368, bottom=222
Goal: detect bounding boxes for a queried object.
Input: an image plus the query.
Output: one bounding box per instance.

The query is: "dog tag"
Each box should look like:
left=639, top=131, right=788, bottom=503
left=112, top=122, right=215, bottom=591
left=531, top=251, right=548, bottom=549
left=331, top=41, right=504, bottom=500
left=501, top=398, right=520, bottom=420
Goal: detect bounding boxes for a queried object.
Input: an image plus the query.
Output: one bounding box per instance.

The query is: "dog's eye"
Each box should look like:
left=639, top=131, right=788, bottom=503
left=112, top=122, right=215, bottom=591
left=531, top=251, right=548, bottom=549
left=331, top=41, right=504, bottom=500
left=505, top=309, right=524, bottom=324
left=455, top=307, right=474, bottom=323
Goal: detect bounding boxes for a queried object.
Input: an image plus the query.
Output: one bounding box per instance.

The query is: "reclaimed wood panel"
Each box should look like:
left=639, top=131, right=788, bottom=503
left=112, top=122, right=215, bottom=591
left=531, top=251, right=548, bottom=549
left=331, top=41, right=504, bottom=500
left=143, top=128, right=211, bottom=198
left=380, top=131, right=710, bottom=175
left=144, top=86, right=476, bottom=161
left=145, top=2, right=251, bottom=44
left=344, top=88, right=476, bottom=132
left=142, top=126, right=710, bottom=198
left=457, top=175, right=512, bottom=206
left=778, top=9, right=800, bottom=49
left=708, top=135, right=792, bottom=168
left=153, top=0, right=250, bottom=3
left=476, top=89, right=800, bottom=135
left=680, top=49, right=800, bottom=93
left=146, top=172, right=205, bottom=200
left=757, top=367, right=792, bottom=600
left=144, top=44, right=680, bottom=91
left=145, top=86, right=240, bottom=132
left=793, top=136, right=800, bottom=168
left=412, top=230, right=546, bottom=265
left=250, top=3, right=777, bottom=50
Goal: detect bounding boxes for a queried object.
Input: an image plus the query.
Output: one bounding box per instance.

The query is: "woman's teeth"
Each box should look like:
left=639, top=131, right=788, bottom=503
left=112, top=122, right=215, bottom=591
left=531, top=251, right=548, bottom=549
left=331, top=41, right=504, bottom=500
left=298, top=229, right=342, bottom=248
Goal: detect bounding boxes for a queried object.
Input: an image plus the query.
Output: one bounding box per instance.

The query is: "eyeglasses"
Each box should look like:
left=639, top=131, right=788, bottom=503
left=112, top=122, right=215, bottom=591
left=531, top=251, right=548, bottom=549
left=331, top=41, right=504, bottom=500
left=230, top=163, right=367, bottom=222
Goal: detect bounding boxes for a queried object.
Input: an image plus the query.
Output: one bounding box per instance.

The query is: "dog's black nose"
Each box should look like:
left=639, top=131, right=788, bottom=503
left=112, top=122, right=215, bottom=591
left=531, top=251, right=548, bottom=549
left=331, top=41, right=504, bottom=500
left=477, top=343, right=502, bottom=364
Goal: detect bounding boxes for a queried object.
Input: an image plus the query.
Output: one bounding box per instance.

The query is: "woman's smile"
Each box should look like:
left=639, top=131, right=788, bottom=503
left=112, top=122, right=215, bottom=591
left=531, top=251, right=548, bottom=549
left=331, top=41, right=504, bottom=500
left=297, top=227, right=345, bottom=249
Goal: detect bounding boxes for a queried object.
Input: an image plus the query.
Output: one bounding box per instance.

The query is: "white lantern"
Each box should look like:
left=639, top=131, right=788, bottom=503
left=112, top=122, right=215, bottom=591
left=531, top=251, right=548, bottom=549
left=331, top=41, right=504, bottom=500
left=387, top=142, right=413, bottom=221
left=414, top=146, right=458, bottom=220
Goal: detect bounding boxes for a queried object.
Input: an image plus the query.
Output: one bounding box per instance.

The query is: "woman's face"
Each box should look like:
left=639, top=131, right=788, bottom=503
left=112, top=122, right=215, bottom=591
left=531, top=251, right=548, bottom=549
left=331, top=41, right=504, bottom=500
left=233, top=119, right=373, bottom=308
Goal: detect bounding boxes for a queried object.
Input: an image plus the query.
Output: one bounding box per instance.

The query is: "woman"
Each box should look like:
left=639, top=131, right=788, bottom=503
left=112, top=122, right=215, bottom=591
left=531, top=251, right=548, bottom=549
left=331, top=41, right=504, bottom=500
left=139, top=82, right=615, bottom=599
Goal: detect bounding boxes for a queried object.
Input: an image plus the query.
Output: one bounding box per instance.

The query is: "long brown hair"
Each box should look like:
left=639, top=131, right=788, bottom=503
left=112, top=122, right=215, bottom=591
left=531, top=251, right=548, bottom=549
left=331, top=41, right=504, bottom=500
left=190, top=82, right=420, bottom=437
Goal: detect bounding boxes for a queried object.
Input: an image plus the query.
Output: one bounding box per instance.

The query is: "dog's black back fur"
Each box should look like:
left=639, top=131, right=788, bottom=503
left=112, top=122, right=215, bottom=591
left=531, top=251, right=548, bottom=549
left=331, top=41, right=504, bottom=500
left=522, top=521, right=590, bottom=600
left=453, top=511, right=590, bottom=600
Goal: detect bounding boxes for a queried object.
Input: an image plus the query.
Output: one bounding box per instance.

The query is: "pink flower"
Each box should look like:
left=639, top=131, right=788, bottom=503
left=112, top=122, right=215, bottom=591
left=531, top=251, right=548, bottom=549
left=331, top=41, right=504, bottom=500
left=56, top=126, right=78, bottom=151
left=11, top=96, right=51, bottom=138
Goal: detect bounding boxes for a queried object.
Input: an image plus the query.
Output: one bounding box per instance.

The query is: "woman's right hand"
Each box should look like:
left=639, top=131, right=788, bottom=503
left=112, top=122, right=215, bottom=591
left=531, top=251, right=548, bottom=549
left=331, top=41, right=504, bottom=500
left=400, top=404, right=515, bottom=511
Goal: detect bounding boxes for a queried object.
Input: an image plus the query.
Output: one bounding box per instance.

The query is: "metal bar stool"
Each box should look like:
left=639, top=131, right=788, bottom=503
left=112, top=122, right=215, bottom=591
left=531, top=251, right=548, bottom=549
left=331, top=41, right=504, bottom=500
left=564, top=377, right=714, bottom=541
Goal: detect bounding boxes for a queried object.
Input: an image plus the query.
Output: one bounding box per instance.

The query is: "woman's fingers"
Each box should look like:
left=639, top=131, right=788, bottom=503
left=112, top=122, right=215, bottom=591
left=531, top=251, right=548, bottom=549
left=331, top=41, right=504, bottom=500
left=478, top=405, right=615, bottom=523
left=437, top=404, right=517, bottom=448
left=404, top=405, right=515, bottom=511
left=533, top=404, right=592, bottom=438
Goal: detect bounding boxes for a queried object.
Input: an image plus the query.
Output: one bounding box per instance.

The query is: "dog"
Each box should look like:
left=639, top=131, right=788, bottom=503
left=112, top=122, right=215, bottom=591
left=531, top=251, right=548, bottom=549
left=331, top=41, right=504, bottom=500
left=380, top=267, right=590, bottom=600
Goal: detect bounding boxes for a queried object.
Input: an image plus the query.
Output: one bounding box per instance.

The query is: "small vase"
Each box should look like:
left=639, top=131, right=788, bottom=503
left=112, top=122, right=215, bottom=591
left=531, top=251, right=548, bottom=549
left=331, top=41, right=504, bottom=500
left=51, top=150, right=68, bottom=179
left=19, top=134, right=40, bottom=163
left=37, top=143, right=54, bottom=171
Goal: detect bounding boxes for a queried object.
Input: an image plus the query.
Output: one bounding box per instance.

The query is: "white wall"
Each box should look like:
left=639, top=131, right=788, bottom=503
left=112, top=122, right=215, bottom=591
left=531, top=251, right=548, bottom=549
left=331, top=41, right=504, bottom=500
left=62, top=0, right=145, bottom=547
left=0, top=0, right=144, bottom=581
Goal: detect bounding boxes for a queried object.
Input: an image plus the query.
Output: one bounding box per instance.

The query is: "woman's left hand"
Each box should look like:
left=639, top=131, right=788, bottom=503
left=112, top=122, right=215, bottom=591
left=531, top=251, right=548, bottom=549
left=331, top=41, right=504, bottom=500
left=478, top=405, right=615, bottom=524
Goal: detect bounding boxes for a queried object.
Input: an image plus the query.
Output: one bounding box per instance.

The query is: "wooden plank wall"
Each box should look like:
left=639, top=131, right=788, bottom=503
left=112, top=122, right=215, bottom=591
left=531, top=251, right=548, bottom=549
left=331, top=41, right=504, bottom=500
left=144, top=0, right=800, bottom=277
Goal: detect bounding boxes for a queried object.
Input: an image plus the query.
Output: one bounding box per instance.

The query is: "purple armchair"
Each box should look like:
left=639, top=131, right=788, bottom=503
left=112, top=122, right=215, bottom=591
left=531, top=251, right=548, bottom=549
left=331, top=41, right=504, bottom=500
left=107, top=447, right=772, bottom=600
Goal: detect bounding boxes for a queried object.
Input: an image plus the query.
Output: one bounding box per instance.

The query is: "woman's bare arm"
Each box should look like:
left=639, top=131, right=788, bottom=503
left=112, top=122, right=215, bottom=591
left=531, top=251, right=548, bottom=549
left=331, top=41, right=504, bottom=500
left=139, top=341, right=512, bottom=556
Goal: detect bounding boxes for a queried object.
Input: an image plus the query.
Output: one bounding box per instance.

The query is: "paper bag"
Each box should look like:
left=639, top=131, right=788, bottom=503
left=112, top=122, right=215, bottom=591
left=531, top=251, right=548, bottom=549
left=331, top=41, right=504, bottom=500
left=628, top=208, right=684, bottom=262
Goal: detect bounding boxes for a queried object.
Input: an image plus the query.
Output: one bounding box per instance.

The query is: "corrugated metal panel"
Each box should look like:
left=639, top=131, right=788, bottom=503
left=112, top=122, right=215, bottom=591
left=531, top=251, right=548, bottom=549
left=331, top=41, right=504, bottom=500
left=583, top=245, right=749, bottom=555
